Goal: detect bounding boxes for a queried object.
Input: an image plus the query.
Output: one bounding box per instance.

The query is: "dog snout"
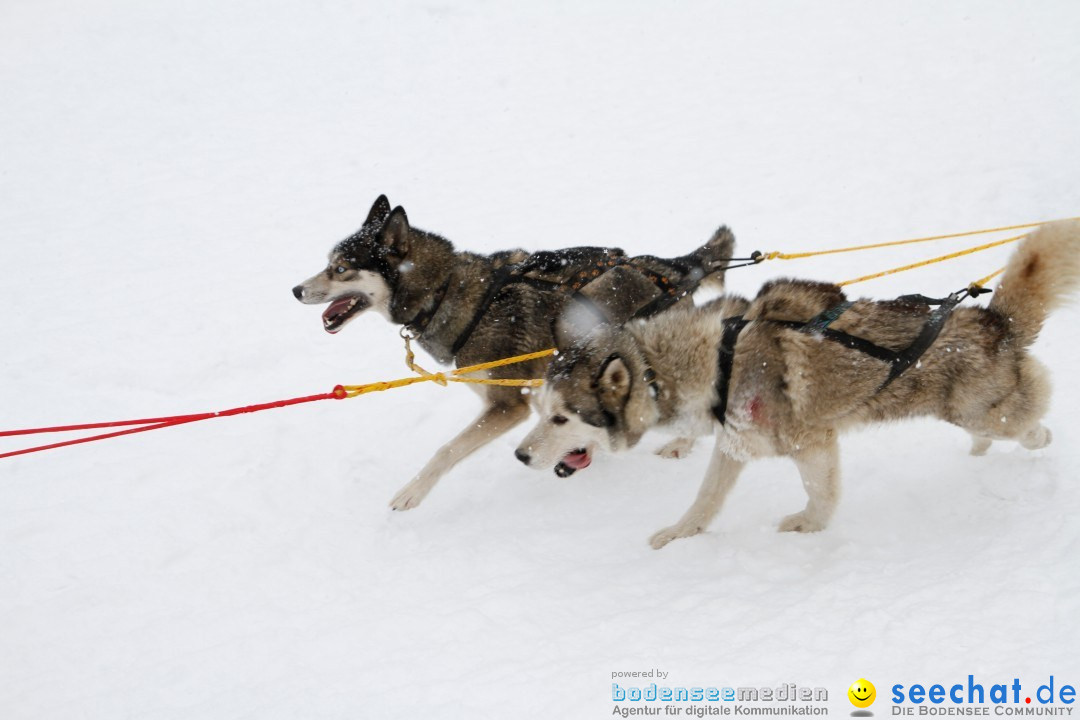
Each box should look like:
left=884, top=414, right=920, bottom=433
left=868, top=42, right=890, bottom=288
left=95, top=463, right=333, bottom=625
left=514, top=448, right=532, bottom=466
left=292, top=285, right=305, bottom=301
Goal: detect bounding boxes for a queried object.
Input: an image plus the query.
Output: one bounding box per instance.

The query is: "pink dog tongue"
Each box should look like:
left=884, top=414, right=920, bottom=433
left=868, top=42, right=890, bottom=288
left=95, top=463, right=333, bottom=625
left=322, top=297, right=355, bottom=322
left=562, top=451, right=591, bottom=470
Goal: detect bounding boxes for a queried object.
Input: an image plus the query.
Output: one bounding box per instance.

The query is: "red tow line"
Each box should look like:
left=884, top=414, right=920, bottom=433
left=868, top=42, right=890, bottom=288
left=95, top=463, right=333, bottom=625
left=0, top=386, right=349, bottom=461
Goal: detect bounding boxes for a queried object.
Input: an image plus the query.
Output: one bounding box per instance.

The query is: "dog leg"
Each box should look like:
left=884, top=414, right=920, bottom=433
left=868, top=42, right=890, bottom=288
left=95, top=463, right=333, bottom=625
left=389, top=402, right=531, bottom=511
left=1019, top=424, right=1052, bottom=450
left=655, top=436, right=696, bottom=459
left=958, top=355, right=1052, bottom=453
left=649, top=441, right=744, bottom=549
left=969, top=434, right=993, bottom=456
left=779, top=438, right=840, bottom=533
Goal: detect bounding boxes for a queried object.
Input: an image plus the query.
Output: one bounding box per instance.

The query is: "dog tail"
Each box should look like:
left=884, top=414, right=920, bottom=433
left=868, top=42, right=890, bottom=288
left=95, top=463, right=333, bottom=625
left=988, top=219, right=1080, bottom=347
left=686, top=225, right=736, bottom=291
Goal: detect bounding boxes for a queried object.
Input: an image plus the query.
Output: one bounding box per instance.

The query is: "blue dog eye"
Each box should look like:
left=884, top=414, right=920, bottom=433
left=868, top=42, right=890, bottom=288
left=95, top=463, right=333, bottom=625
left=335, top=266, right=347, bottom=274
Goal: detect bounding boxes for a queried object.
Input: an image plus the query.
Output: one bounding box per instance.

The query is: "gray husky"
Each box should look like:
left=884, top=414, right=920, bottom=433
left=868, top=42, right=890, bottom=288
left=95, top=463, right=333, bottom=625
left=293, top=195, right=736, bottom=509
left=516, top=220, right=1080, bottom=547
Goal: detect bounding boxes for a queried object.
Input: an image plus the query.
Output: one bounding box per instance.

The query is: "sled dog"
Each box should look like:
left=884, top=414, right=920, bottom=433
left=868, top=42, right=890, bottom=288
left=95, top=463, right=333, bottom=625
left=294, top=195, right=736, bottom=509
left=515, top=220, right=1080, bottom=547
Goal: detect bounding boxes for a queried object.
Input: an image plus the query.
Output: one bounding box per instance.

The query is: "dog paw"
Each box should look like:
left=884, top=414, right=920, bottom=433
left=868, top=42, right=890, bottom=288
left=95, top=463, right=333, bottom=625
left=649, top=524, right=702, bottom=549
left=969, top=436, right=993, bottom=456
left=389, top=480, right=432, bottom=511
left=1020, top=425, right=1052, bottom=451
left=655, top=437, right=695, bottom=460
left=778, top=511, right=826, bottom=533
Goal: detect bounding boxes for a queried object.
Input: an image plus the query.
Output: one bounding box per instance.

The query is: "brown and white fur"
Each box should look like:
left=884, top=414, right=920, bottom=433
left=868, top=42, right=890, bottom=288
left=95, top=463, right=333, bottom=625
left=515, top=220, right=1080, bottom=547
left=293, top=195, right=736, bottom=510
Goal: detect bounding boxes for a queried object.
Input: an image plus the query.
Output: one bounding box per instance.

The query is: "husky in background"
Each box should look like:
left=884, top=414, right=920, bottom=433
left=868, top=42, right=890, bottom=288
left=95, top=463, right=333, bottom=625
left=293, top=195, right=736, bottom=510
left=515, top=221, right=1080, bottom=547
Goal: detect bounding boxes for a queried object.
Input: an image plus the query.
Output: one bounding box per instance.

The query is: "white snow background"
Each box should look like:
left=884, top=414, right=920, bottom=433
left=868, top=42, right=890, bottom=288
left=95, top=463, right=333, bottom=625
left=2, top=2, right=1079, bottom=718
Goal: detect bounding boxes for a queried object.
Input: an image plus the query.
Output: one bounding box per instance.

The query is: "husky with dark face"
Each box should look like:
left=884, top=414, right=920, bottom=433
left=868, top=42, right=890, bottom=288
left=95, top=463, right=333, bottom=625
left=293, top=195, right=737, bottom=510
left=516, top=221, right=1080, bottom=547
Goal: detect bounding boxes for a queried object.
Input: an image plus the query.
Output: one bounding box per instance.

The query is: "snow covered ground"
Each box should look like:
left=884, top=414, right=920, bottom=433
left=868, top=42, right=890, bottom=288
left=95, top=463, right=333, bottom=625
left=2, top=1, right=1079, bottom=718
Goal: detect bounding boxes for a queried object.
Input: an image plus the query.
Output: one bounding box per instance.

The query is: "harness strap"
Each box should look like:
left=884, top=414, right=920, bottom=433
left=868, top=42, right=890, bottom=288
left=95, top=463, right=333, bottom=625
left=895, top=293, right=959, bottom=306
left=405, top=276, right=452, bottom=335
left=801, top=301, right=854, bottom=332
left=879, top=292, right=962, bottom=388
left=711, top=317, right=749, bottom=424
left=782, top=322, right=900, bottom=364
left=448, top=266, right=521, bottom=356
left=448, top=267, right=595, bottom=355
left=630, top=284, right=692, bottom=321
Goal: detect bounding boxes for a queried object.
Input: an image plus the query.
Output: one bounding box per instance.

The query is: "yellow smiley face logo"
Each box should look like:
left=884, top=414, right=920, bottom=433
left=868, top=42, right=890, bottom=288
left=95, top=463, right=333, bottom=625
left=848, top=679, right=876, bottom=708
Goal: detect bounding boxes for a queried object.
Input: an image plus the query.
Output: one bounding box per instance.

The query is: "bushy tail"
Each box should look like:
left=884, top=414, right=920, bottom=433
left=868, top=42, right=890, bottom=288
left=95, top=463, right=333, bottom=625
left=989, top=219, right=1080, bottom=347
left=686, top=225, right=736, bottom=291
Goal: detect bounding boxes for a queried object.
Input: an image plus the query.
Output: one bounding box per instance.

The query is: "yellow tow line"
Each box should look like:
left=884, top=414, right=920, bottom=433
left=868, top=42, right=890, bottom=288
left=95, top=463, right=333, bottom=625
left=350, top=214, right=1078, bottom=395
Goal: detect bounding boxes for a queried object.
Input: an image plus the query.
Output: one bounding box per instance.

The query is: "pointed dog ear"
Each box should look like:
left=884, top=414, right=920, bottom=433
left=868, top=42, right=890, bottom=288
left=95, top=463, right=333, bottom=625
left=596, top=355, right=631, bottom=402
left=380, top=206, right=410, bottom=256
left=366, top=194, right=392, bottom=227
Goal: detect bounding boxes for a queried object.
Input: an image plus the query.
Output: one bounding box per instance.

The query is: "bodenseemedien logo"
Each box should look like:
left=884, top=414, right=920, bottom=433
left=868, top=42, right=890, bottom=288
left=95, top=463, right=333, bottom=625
left=609, top=679, right=829, bottom=716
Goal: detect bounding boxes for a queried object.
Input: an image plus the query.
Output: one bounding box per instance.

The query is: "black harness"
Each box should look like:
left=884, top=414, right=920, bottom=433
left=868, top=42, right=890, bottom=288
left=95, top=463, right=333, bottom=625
left=403, top=264, right=568, bottom=351
left=424, top=250, right=757, bottom=356
left=446, top=264, right=573, bottom=356
left=710, top=286, right=989, bottom=425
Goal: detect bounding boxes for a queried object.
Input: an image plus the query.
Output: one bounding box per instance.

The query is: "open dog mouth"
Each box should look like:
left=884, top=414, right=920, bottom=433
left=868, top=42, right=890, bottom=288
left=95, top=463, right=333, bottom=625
left=321, top=294, right=370, bottom=334
left=554, top=448, right=591, bottom=477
